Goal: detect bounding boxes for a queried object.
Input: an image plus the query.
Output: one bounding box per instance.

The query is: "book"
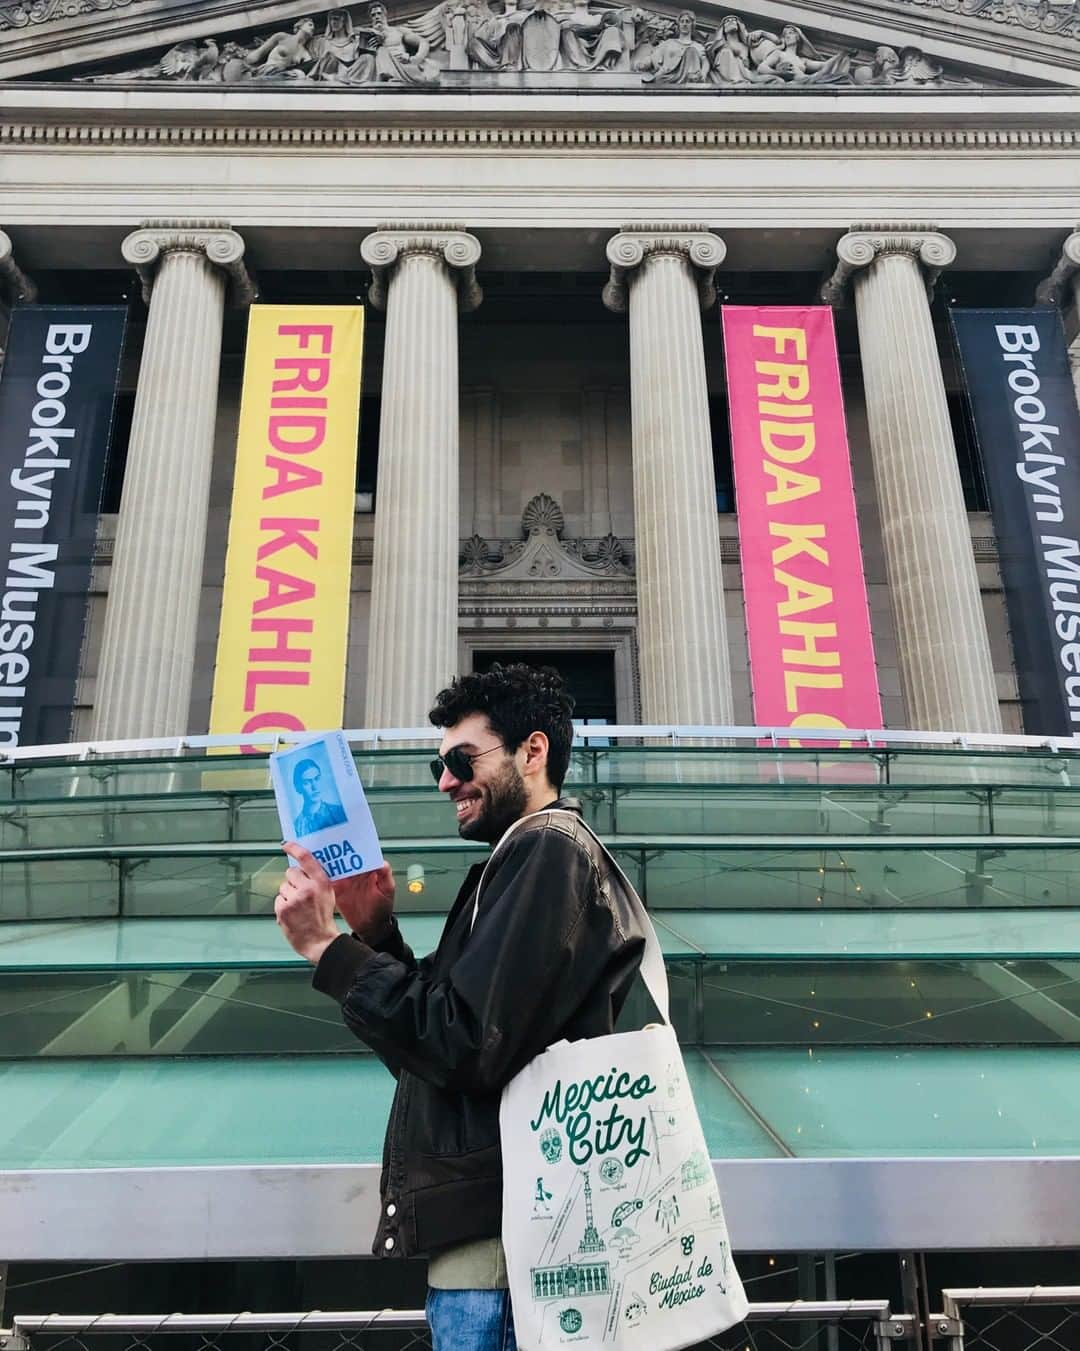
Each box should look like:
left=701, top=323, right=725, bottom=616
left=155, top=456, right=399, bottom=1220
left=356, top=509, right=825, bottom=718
left=269, top=730, right=384, bottom=880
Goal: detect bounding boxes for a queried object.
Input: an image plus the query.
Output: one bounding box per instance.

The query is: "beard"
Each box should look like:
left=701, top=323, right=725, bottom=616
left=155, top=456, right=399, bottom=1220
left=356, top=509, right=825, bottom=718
left=458, top=758, right=529, bottom=843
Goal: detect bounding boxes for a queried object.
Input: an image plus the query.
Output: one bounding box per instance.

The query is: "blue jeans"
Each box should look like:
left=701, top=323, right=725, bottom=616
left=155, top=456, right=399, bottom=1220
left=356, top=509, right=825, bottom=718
left=425, top=1288, right=517, bottom=1351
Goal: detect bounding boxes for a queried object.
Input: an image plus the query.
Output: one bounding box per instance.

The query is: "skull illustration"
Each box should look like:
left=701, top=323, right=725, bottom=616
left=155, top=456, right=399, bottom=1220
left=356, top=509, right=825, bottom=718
left=539, top=1127, right=563, bottom=1164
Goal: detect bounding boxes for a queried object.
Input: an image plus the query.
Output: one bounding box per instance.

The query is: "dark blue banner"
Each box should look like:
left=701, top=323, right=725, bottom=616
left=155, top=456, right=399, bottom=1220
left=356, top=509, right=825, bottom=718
left=0, top=306, right=126, bottom=747
left=952, top=307, right=1080, bottom=737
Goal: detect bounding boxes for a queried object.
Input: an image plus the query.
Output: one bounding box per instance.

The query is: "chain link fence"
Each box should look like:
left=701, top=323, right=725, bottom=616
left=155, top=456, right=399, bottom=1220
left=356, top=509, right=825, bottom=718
left=2, top=1303, right=913, bottom=1351
left=929, top=1288, right=1080, bottom=1351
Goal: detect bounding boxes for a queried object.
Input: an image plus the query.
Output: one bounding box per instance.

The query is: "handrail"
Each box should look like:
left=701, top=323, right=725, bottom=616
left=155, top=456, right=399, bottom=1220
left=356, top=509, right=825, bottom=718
left=8, top=1300, right=911, bottom=1334
left=3, top=831, right=1075, bottom=862
left=930, top=1286, right=1080, bottom=1347
left=2, top=723, right=1080, bottom=764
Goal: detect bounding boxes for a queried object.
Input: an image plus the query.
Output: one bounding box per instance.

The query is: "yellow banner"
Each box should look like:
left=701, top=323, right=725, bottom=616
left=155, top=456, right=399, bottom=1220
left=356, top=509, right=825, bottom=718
left=209, top=306, right=363, bottom=749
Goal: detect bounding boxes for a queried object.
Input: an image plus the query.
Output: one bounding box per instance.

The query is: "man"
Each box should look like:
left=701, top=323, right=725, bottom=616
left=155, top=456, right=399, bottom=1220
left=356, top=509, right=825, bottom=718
left=291, top=758, right=347, bottom=836
left=274, top=664, right=647, bottom=1351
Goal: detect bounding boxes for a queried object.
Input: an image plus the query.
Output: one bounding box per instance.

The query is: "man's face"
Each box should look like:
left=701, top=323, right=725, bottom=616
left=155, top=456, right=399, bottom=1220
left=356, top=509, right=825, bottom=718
left=437, top=711, right=527, bottom=844
left=298, top=766, right=322, bottom=806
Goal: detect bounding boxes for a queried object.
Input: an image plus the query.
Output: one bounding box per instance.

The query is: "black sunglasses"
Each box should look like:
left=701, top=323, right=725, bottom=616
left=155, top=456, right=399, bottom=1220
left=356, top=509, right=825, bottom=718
left=429, top=743, right=506, bottom=785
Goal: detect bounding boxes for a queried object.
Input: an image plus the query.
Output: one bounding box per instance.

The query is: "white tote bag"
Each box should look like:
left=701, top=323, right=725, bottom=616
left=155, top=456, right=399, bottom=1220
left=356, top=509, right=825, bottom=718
left=476, top=811, right=748, bottom=1350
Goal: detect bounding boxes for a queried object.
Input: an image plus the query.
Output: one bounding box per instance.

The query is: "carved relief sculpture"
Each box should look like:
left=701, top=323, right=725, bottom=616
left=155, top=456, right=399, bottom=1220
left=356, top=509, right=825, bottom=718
left=78, top=1, right=984, bottom=88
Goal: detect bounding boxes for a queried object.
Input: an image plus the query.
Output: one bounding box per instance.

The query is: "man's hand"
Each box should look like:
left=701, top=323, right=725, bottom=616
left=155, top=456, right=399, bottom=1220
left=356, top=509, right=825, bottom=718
left=332, top=862, right=396, bottom=942
left=275, top=843, right=341, bottom=965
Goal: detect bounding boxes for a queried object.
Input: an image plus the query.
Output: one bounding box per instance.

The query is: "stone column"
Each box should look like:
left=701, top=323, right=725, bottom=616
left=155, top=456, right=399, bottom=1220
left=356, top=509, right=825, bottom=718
left=821, top=225, right=1000, bottom=733
left=1035, top=230, right=1080, bottom=409
left=604, top=227, right=733, bottom=725
left=361, top=225, right=482, bottom=728
left=0, top=229, right=37, bottom=360
left=92, top=222, right=255, bottom=741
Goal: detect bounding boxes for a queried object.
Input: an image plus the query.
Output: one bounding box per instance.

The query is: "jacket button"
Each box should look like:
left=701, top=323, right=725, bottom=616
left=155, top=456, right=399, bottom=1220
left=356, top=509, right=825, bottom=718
left=384, top=1237, right=395, bottom=1251
left=386, top=1204, right=397, bottom=1217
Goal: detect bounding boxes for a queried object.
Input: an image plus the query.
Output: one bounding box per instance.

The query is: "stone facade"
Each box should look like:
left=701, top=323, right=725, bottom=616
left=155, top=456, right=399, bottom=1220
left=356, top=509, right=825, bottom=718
left=1, top=0, right=1077, bottom=737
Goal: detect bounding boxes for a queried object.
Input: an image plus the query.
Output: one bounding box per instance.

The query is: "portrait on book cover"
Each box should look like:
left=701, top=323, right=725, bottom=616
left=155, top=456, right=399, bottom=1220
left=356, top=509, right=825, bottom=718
left=278, top=740, right=347, bottom=837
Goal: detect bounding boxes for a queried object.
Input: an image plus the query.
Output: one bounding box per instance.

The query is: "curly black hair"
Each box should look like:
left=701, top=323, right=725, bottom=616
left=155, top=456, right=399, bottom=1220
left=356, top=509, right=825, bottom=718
left=428, top=663, right=575, bottom=791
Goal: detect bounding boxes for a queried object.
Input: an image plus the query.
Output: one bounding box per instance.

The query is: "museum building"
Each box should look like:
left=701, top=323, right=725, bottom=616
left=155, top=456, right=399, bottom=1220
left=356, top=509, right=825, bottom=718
left=4, top=0, right=1080, bottom=1339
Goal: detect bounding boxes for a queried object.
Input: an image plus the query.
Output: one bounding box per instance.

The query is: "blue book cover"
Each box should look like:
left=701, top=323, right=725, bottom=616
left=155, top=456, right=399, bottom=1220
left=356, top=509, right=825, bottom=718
left=270, top=731, right=384, bottom=879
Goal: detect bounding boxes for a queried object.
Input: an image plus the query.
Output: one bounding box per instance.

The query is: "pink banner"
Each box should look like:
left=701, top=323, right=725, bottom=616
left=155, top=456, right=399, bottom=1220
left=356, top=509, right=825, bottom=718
left=722, top=306, right=881, bottom=742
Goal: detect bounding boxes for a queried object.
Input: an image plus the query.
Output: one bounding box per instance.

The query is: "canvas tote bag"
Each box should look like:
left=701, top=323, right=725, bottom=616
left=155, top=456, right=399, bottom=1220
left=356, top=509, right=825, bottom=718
left=472, top=810, right=748, bottom=1350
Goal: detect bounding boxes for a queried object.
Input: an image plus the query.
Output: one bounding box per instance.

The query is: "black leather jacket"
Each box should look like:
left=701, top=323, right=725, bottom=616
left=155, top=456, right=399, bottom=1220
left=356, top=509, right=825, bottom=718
left=312, top=797, right=647, bottom=1258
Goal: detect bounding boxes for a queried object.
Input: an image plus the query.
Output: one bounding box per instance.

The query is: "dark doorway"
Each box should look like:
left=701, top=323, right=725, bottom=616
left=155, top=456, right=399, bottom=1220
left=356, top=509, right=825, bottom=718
left=472, top=650, right=617, bottom=723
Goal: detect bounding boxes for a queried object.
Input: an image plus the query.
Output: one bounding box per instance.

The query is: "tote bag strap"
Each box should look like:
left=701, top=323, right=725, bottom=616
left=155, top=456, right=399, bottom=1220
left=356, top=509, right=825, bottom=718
left=469, top=807, right=670, bottom=1025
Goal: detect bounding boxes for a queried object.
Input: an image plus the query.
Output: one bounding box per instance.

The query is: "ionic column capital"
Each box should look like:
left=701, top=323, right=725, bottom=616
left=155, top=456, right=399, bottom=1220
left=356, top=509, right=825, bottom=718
left=603, top=226, right=726, bottom=313
left=0, top=228, right=38, bottom=305
left=121, top=221, right=256, bottom=307
left=361, top=223, right=482, bottom=312
left=820, top=224, right=956, bottom=306
left=1034, top=229, right=1080, bottom=305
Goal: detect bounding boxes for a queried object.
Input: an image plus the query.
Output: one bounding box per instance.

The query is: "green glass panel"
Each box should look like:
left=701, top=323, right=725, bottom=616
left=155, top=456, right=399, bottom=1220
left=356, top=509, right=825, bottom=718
left=714, top=1045, right=1080, bottom=1156
left=0, top=915, right=449, bottom=972
left=7, top=841, right=1080, bottom=920
left=0, top=845, right=482, bottom=921
left=650, top=908, right=1080, bottom=960
left=8, top=745, right=1080, bottom=805
left=0, top=1055, right=397, bottom=1168
left=0, top=1051, right=781, bottom=1169
left=6, top=951, right=1080, bottom=1056
left=670, top=958, right=1080, bottom=1046
left=4, top=1047, right=1079, bottom=1168
left=6, top=784, right=1080, bottom=854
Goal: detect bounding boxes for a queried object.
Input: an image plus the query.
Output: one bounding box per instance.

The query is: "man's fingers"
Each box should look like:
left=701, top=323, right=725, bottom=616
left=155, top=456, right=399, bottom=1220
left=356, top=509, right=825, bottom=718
left=282, top=840, right=331, bottom=883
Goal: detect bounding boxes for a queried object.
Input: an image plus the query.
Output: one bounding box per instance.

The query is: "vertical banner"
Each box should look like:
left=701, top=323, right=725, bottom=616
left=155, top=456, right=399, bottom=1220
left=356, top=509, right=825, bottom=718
left=209, top=306, right=363, bottom=748
left=722, top=305, right=881, bottom=740
left=951, top=307, right=1080, bottom=736
left=0, top=305, right=126, bottom=748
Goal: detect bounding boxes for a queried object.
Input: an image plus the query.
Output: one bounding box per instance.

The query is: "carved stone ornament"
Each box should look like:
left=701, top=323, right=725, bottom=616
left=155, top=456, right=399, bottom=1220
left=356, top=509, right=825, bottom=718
left=361, top=224, right=482, bottom=311
left=820, top=223, right=957, bottom=305
left=0, top=0, right=134, bottom=31
left=889, top=0, right=1080, bottom=43
left=121, top=221, right=257, bottom=306
left=1035, top=229, right=1080, bottom=305
left=603, top=227, right=725, bottom=312
left=0, top=229, right=37, bottom=304
left=460, top=493, right=635, bottom=579
left=73, top=3, right=985, bottom=90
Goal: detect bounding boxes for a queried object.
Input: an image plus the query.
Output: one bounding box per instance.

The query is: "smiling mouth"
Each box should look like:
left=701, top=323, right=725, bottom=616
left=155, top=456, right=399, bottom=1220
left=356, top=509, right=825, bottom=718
left=454, top=793, right=481, bottom=818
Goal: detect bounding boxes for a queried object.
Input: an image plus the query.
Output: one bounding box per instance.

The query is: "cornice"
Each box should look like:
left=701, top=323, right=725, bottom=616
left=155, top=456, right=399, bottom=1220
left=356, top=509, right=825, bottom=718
left=4, top=118, right=1080, bottom=151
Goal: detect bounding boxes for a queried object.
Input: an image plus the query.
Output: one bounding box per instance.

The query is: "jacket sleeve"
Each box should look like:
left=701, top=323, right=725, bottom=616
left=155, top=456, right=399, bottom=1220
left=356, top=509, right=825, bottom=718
left=312, top=824, right=639, bottom=1095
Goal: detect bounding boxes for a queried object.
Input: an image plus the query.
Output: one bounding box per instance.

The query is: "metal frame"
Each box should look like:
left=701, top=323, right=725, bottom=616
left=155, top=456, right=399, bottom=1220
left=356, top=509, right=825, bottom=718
left=3, top=724, right=1080, bottom=764
left=4, top=1158, right=1080, bottom=1262
left=1, top=1303, right=917, bottom=1351
left=929, top=1286, right=1080, bottom=1350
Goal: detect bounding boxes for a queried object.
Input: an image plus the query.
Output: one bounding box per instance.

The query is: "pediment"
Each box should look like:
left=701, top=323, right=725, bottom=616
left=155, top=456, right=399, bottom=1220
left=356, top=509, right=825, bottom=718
left=2, top=0, right=1078, bottom=88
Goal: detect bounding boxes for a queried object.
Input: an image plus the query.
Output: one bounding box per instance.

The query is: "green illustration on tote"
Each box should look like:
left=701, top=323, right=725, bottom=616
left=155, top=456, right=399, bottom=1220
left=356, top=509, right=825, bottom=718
left=655, top=1193, right=681, bottom=1235
left=529, top=1068, right=657, bottom=1170
left=680, top=1150, right=711, bottom=1191
left=610, top=1198, right=643, bottom=1228
left=533, top=1177, right=553, bottom=1216
left=558, top=1309, right=583, bottom=1334
left=530, top=1172, right=611, bottom=1304
left=608, top=1226, right=640, bottom=1260
left=623, top=1293, right=648, bottom=1327
left=539, top=1127, right=563, bottom=1165
left=598, top=1157, right=624, bottom=1187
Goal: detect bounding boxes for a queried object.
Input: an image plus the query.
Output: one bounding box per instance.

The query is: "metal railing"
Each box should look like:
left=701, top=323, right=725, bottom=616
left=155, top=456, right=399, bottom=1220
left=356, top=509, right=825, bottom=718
left=2, top=1303, right=916, bottom=1351
left=3, top=723, right=1080, bottom=764
left=930, top=1287, right=1080, bottom=1350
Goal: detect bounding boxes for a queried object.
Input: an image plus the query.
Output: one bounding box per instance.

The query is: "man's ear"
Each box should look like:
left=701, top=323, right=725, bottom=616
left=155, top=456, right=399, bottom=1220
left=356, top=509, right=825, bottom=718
left=521, top=730, right=550, bottom=778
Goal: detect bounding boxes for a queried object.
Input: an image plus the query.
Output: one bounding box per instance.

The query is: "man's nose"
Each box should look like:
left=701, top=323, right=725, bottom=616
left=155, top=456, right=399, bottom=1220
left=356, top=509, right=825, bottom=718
left=438, top=766, right=460, bottom=793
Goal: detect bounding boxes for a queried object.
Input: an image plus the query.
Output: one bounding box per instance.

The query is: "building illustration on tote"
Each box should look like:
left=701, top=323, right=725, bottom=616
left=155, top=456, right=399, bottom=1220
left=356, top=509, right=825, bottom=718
left=531, top=1172, right=611, bottom=1302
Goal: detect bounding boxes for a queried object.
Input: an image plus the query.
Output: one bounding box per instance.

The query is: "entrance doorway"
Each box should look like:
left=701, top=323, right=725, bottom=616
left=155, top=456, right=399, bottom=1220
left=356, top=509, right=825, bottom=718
left=472, top=650, right=617, bottom=723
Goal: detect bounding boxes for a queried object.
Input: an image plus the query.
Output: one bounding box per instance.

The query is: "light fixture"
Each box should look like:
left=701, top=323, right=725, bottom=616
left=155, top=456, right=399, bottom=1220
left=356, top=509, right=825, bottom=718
left=407, top=864, right=425, bottom=894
